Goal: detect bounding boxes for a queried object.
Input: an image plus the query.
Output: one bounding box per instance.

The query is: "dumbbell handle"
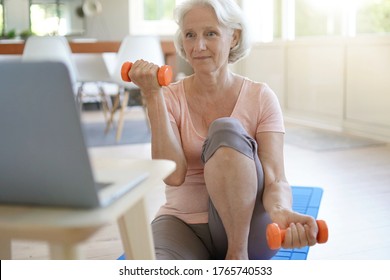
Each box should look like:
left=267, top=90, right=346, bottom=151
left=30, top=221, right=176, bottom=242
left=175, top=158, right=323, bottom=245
left=121, top=61, right=173, bottom=86
left=266, top=220, right=328, bottom=250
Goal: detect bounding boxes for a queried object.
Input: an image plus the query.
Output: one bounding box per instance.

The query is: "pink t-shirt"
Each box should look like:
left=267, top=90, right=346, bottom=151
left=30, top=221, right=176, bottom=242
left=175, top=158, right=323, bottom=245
left=155, top=77, right=285, bottom=224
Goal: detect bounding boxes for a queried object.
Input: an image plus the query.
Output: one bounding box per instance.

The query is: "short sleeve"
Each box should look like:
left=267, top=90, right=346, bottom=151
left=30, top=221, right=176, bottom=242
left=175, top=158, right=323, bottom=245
left=163, top=85, right=181, bottom=126
left=256, top=84, right=285, bottom=134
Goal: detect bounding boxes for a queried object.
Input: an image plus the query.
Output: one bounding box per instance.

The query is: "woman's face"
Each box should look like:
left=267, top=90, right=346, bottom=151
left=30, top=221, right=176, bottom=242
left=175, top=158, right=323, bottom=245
left=181, top=5, right=238, bottom=73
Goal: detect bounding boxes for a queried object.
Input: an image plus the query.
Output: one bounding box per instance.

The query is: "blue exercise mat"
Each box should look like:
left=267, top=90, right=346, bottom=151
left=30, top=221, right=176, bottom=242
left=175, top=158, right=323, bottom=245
left=118, top=186, right=324, bottom=261
left=271, top=186, right=324, bottom=260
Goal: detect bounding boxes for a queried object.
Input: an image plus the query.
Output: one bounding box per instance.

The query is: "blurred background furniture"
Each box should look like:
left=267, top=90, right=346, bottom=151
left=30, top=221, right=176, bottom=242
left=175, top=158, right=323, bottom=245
left=22, top=36, right=116, bottom=121
left=105, top=35, right=166, bottom=142
left=0, top=158, right=175, bottom=260
left=73, top=52, right=115, bottom=122
left=0, top=40, right=177, bottom=75
left=3, top=37, right=177, bottom=138
left=22, top=36, right=78, bottom=87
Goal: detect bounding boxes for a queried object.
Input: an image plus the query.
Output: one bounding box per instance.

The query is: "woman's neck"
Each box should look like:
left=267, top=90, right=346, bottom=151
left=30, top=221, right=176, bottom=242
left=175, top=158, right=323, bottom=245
left=190, top=70, right=236, bottom=99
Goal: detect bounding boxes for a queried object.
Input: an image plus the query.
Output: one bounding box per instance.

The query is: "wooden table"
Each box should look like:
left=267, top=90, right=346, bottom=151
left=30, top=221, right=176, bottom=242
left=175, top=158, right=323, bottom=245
left=0, top=158, right=175, bottom=260
left=0, top=40, right=178, bottom=77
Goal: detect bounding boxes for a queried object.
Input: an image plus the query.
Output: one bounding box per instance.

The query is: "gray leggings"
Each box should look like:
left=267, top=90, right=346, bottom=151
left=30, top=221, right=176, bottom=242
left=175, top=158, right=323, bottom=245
left=152, top=117, right=277, bottom=259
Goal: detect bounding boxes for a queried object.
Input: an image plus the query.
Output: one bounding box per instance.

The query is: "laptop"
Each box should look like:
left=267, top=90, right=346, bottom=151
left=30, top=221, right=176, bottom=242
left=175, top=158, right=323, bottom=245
left=0, top=61, right=149, bottom=208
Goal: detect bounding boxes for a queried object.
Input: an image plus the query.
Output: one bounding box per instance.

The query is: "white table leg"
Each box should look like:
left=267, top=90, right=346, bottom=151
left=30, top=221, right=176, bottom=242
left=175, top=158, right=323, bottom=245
left=118, top=198, right=155, bottom=260
left=49, top=243, right=84, bottom=260
left=0, top=237, right=12, bottom=259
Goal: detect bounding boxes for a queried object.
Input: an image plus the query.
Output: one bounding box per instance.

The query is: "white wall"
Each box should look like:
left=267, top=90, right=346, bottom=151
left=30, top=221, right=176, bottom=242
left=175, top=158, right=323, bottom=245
left=344, top=36, right=390, bottom=140
left=84, top=0, right=130, bottom=40
left=4, top=0, right=30, bottom=34
left=237, top=42, right=286, bottom=108
left=237, top=36, right=390, bottom=142
left=285, top=38, right=345, bottom=126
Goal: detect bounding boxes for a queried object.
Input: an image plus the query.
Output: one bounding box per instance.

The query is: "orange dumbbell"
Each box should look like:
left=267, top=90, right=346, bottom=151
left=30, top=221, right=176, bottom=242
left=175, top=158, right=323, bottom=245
left=266, top=220, right=328, bottom=250
left=121, top=61, right=173, bottom=86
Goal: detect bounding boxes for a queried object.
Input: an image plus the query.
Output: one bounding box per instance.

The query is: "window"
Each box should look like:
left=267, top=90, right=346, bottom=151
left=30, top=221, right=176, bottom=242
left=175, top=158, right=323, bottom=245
left=243, top=0, right=390, bottom=42
left=30, top=1, right=61, bottom=36
left=0, top=0, right=4, bottom=37
left=29, top=0, right=84, bottom=36
left=356, top=0, right=390, bottom=35
left=273, top=0, right=283, bottom=39
left=295, top=0, right=344, bottom=37
left=242, top=0, right=280, bottom=42
left=130, top=0, right=184, bottom=35
left=144, top=0, right=176, bottom=20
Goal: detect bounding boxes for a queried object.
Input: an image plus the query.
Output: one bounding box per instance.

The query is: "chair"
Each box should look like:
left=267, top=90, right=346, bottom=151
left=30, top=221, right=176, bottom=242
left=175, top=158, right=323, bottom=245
left=22, top=36, right=78, bottom=88
left=23, top=36, right=112, bottom=121
left=105, top=35, right=166, bottom=142
left=73, top=52, right=116, bottom=121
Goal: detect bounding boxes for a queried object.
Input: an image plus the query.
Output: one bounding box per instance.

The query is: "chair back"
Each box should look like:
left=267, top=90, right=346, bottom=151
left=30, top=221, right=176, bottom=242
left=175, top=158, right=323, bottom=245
left=112, top=35, right=165, bottom=88
left=22, top=36, right=78, bottom=86
left=73, top=53, right=112, bottom=83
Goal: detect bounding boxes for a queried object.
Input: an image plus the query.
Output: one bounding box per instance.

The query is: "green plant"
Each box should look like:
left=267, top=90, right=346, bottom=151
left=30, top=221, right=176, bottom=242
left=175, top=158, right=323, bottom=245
left=20, top=29, right=34, bottom=40
left=6, top=29, right=16, bottom=39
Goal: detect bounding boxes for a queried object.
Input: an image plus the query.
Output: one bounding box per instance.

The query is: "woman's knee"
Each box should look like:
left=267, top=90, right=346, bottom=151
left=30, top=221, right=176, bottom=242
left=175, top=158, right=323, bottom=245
left=202, top=117, right=257, bottom=164
left=208, top=117, right=248, bottom=139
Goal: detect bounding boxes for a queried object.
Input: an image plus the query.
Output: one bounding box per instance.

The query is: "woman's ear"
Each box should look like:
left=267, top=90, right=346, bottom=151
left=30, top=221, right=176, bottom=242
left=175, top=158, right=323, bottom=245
left=231, top=29, right=241, bottom=49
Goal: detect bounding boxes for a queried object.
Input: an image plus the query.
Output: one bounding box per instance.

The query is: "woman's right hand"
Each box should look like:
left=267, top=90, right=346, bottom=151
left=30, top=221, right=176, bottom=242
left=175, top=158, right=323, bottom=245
left=127, top=59, right=163, bottom=98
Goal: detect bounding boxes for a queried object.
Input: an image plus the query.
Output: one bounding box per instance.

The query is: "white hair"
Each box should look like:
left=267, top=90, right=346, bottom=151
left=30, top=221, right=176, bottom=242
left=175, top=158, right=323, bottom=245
left=173, top=0, right=251, bottom=63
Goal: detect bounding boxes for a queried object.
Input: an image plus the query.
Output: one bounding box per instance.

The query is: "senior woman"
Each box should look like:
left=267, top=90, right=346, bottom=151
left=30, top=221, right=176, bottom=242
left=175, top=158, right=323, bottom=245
left=127, top=0, right=318, bottom=260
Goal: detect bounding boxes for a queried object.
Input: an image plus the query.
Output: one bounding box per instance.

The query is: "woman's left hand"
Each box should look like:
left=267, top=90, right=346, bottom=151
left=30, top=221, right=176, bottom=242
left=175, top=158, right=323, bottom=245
left=271, top=209, right=318, bottom=249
